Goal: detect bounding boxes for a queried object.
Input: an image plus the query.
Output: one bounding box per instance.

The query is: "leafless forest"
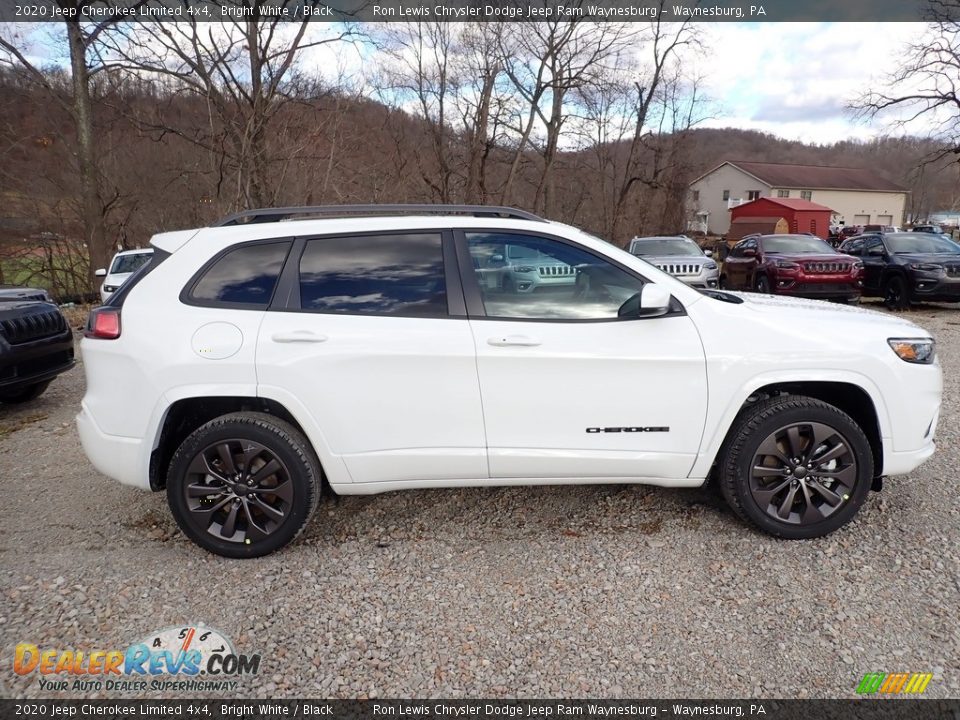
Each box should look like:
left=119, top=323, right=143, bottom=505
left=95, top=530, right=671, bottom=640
left=1, top=6, right=958, bottom=299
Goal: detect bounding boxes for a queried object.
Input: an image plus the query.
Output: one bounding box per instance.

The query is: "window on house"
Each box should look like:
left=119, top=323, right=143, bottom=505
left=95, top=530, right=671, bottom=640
left=777, top=190, right=790, bottom=198
left=747, top=191, right=760, bottom=201
left=692, top=190, right=700, bottom=202
left=722, top=190, right=730, bottom=201
left=801, top=191, right=813, bottom=201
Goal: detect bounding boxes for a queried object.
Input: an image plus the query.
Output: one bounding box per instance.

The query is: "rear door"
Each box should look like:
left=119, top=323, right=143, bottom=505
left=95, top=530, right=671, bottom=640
left=256, top=231, right=487, bottom=485
left=458, top=230, right=708, bottom=481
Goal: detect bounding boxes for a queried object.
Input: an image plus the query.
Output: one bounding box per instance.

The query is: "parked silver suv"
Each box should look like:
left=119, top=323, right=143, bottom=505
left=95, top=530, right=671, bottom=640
left=479, top=241, right=577, bottom=293
left=628, top=236, right=719, bottom=289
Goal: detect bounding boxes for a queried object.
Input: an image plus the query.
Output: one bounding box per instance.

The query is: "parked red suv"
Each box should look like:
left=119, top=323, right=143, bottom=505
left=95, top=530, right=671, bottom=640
left=721, top=234, right=863, bottom=302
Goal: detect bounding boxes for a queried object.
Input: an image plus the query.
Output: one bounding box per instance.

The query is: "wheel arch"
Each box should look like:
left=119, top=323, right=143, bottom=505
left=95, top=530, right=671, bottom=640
left=148, top=395, right=323, bottom=491
left=701, top=378, right=888, bottom=482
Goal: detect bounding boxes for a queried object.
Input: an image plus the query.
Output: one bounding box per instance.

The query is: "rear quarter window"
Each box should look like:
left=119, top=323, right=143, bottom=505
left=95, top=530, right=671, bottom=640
left=183, top=240, right=292, bottom=309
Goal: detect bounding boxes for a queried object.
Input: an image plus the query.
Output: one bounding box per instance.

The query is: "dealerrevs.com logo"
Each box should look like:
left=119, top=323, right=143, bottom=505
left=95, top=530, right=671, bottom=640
left=13, top=625, right=260, bottom=693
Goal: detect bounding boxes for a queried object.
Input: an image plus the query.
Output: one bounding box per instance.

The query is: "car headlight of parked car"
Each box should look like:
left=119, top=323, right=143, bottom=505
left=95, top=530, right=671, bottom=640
left=514, top=266, right=536, bottom=274
left=888, top=338, right=936, bottom=364
left=908, top=263, right=944, bottom=274
left=775, top=259, right=799, bottom=269
left=103, top=285, right=120, bottom=293
left=703, top=261, right=718, bottom=271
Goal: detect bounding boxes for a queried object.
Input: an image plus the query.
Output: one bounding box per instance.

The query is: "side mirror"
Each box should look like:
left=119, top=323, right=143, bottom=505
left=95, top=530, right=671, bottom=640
left=620, top=284, right=672, bottom=318
left=95, top=268, right=107, bottom=277
left=703, top=249, right=713, bottom=258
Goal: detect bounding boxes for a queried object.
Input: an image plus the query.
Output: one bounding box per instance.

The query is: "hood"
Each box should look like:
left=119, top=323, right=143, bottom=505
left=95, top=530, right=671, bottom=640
left=0, top=285, right=50, bottom=302
left=892, top=253, right=960, bottom=265
left=724, top=291, right=928, bottom=334
left=640, top=255, right=711, bottom=265
left=767, top=253, right=853, bottom=263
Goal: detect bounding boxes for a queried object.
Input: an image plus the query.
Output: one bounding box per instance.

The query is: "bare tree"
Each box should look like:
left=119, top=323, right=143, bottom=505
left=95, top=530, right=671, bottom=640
left=855, top=0, right=960, bottom=164
left=0, top=2, right=140, bottom=282
left=97, top=2, right=356, bottom=211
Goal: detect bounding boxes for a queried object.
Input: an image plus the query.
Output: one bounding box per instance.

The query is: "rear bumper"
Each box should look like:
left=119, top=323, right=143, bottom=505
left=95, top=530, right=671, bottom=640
left=76, top=403, right=150, bottom=490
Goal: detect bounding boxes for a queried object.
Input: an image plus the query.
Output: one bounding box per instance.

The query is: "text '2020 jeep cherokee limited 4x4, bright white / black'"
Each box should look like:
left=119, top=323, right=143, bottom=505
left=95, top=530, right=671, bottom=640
left=77, top=206, right=941, bottom=557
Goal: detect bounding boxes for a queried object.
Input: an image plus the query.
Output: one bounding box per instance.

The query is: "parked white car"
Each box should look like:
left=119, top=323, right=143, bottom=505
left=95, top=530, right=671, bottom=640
left=95, top=248, right=154, bottom=303
left=77, top=206, right=941, bottom=557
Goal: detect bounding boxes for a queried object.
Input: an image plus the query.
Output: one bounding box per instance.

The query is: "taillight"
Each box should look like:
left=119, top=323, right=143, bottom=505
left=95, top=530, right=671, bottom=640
left=85, top=307, right=121, bottom=339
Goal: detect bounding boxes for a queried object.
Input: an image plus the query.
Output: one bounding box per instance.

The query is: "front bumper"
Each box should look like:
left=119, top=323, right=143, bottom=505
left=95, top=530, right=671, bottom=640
left=911, top=274, right=960, bottom=302
left=0, top=330, right=75, bottom=391
left=772, top=276, right=862, bottom=298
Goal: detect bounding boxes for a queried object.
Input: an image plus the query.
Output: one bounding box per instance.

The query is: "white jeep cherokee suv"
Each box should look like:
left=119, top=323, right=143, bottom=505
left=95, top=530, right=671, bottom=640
left=77, top=205, right=941, bottom=558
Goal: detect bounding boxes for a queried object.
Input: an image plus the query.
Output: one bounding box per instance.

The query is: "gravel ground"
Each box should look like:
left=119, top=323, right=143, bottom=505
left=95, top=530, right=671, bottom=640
left=1, top=300, right=958, bottom=700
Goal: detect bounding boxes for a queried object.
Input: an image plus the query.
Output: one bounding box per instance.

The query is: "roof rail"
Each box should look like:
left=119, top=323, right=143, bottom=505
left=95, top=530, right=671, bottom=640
left=214, top=204, right=545, bottom=226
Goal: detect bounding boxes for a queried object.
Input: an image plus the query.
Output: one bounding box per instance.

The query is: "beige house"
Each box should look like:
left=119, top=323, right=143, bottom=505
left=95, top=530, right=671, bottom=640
left=687, top=161, right=909, bottom=235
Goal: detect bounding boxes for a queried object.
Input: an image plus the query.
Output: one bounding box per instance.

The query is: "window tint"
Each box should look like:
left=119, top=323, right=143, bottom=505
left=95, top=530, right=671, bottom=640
left=190, top=241, right=290, bottom=306
left=843, top=239, right=863, bottom=256
left=299, top=233, right=447, bottom=317
left=864, top=237, right=885, bottom=256
left=466, top=233, right=645, bottom=321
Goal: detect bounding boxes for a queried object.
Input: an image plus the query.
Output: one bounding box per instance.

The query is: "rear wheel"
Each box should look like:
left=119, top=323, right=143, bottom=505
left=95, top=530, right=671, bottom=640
left=717, top=396, right=873, bottom=539
left=883, top=275, right=909, bottom=310
left=166, top=412, right=321, bottom=558
left=0, top=381, right=51, bottom=404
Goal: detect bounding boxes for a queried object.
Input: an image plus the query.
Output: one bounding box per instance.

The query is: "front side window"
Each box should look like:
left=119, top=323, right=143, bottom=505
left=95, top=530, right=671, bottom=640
left=466, top=233, right=646, bottom=321
left=299, top=233, right=447, bottom=317
left=189, top=241, right=291, bottom=307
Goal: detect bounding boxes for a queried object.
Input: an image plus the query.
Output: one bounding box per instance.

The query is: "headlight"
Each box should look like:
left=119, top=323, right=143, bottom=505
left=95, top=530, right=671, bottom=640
left=908, top=263, right=943, bottom=273
left=888, top=338, right=936, bottom=364
left=514, top=266, right=536, bottom=274
left=703, top=261, right=718, bottom=270
left=103, top=285, right=119, bottom=293
left=776, top=259, right=799, bottom=269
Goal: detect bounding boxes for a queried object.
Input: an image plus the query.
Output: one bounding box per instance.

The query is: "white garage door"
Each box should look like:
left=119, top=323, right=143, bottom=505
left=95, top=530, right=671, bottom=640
left=877, top=215, right=893, bottom=225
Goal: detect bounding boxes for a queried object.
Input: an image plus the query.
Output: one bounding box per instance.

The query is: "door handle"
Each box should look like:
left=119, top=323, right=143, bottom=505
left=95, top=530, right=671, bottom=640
left=487, top=335, right=541, bottom=347
left=271, top=331, right=328, bottom=344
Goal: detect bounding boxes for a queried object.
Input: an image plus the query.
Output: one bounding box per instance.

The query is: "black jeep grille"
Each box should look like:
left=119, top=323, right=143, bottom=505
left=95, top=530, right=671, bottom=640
left=0, top=309, right=67, bottom=345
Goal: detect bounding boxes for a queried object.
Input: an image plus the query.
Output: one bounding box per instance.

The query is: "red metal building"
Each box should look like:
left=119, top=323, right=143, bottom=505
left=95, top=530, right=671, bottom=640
left=729, top=197, right=834, bottom=240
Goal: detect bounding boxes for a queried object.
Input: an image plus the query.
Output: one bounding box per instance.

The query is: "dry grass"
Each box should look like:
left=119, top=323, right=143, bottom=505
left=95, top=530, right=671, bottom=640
left=0, top=412, right=48, bottom=439
left=60, top=303, right=92, bottom=330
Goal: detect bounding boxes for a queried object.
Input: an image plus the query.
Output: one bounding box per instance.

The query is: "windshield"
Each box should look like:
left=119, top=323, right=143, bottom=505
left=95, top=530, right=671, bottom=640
left=631, top=238, right=703, bottom=257
left=762, top=235, right=834, bottom=254
left=110, top=252, right=153, bottom=274
left=886, top=233, right=960, bottom=254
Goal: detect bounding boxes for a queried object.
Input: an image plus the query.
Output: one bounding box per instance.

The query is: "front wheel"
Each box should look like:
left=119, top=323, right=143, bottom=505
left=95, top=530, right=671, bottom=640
left=717, top=396, right=874, bottom=539
left=883, top=275, right=910, bottom=310
left=167, top=412, right=321, bottom=558
left=754, top=274, right=771, bottom=294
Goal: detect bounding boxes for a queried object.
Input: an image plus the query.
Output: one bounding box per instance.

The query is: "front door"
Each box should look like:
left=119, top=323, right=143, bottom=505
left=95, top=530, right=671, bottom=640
left=459, top=231, right=708, bottom=481
left=861, top=236, right=887, bottom=292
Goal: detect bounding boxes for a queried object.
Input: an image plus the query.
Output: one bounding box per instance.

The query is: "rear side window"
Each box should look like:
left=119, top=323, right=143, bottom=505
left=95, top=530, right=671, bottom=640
left=187, top=241, right=291, bottom=308
left=298, top=233, right=447, bottom=317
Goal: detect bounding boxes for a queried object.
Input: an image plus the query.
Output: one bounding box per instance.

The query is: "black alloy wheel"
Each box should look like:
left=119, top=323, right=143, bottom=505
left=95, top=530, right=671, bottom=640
left=167, top=412, right=321, bottom=558
left=717, top=395, right=873, bottom=539
left=755, top=274, right=771, bottom=294
left=883, top=275, right=909, bottom=310
left=749, top=422, right=857, bottom=525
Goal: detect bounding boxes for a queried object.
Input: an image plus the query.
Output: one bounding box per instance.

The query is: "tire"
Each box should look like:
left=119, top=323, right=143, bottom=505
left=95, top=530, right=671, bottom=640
left=716, top=395, right=874, bottom=539
left=718, top=274, right=727, bottom=289
left=167, top=412, right=321, bottom=558
left=883, top=275, right=909, bottom=310
left=0, top=381, right=51, bottom=404
left=754, top=274, right=771, bottom=294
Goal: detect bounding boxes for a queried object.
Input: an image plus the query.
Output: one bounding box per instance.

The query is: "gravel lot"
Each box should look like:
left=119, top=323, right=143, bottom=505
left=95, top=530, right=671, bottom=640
left=2, top=300, right=958, bottom=700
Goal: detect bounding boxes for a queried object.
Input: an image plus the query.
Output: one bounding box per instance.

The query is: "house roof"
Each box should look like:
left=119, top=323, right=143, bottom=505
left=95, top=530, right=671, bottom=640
left=692, top=161, right=908, bottom=192
left=732, top=197, right=835, bottom=213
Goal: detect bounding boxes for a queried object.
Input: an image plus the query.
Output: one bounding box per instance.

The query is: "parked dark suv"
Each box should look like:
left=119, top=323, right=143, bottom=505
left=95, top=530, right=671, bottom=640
left=840, top=232, right=960, bottom=309
left=721, top=234, right=863, bottom=302
left=0, top=286, right=75, bottom=403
